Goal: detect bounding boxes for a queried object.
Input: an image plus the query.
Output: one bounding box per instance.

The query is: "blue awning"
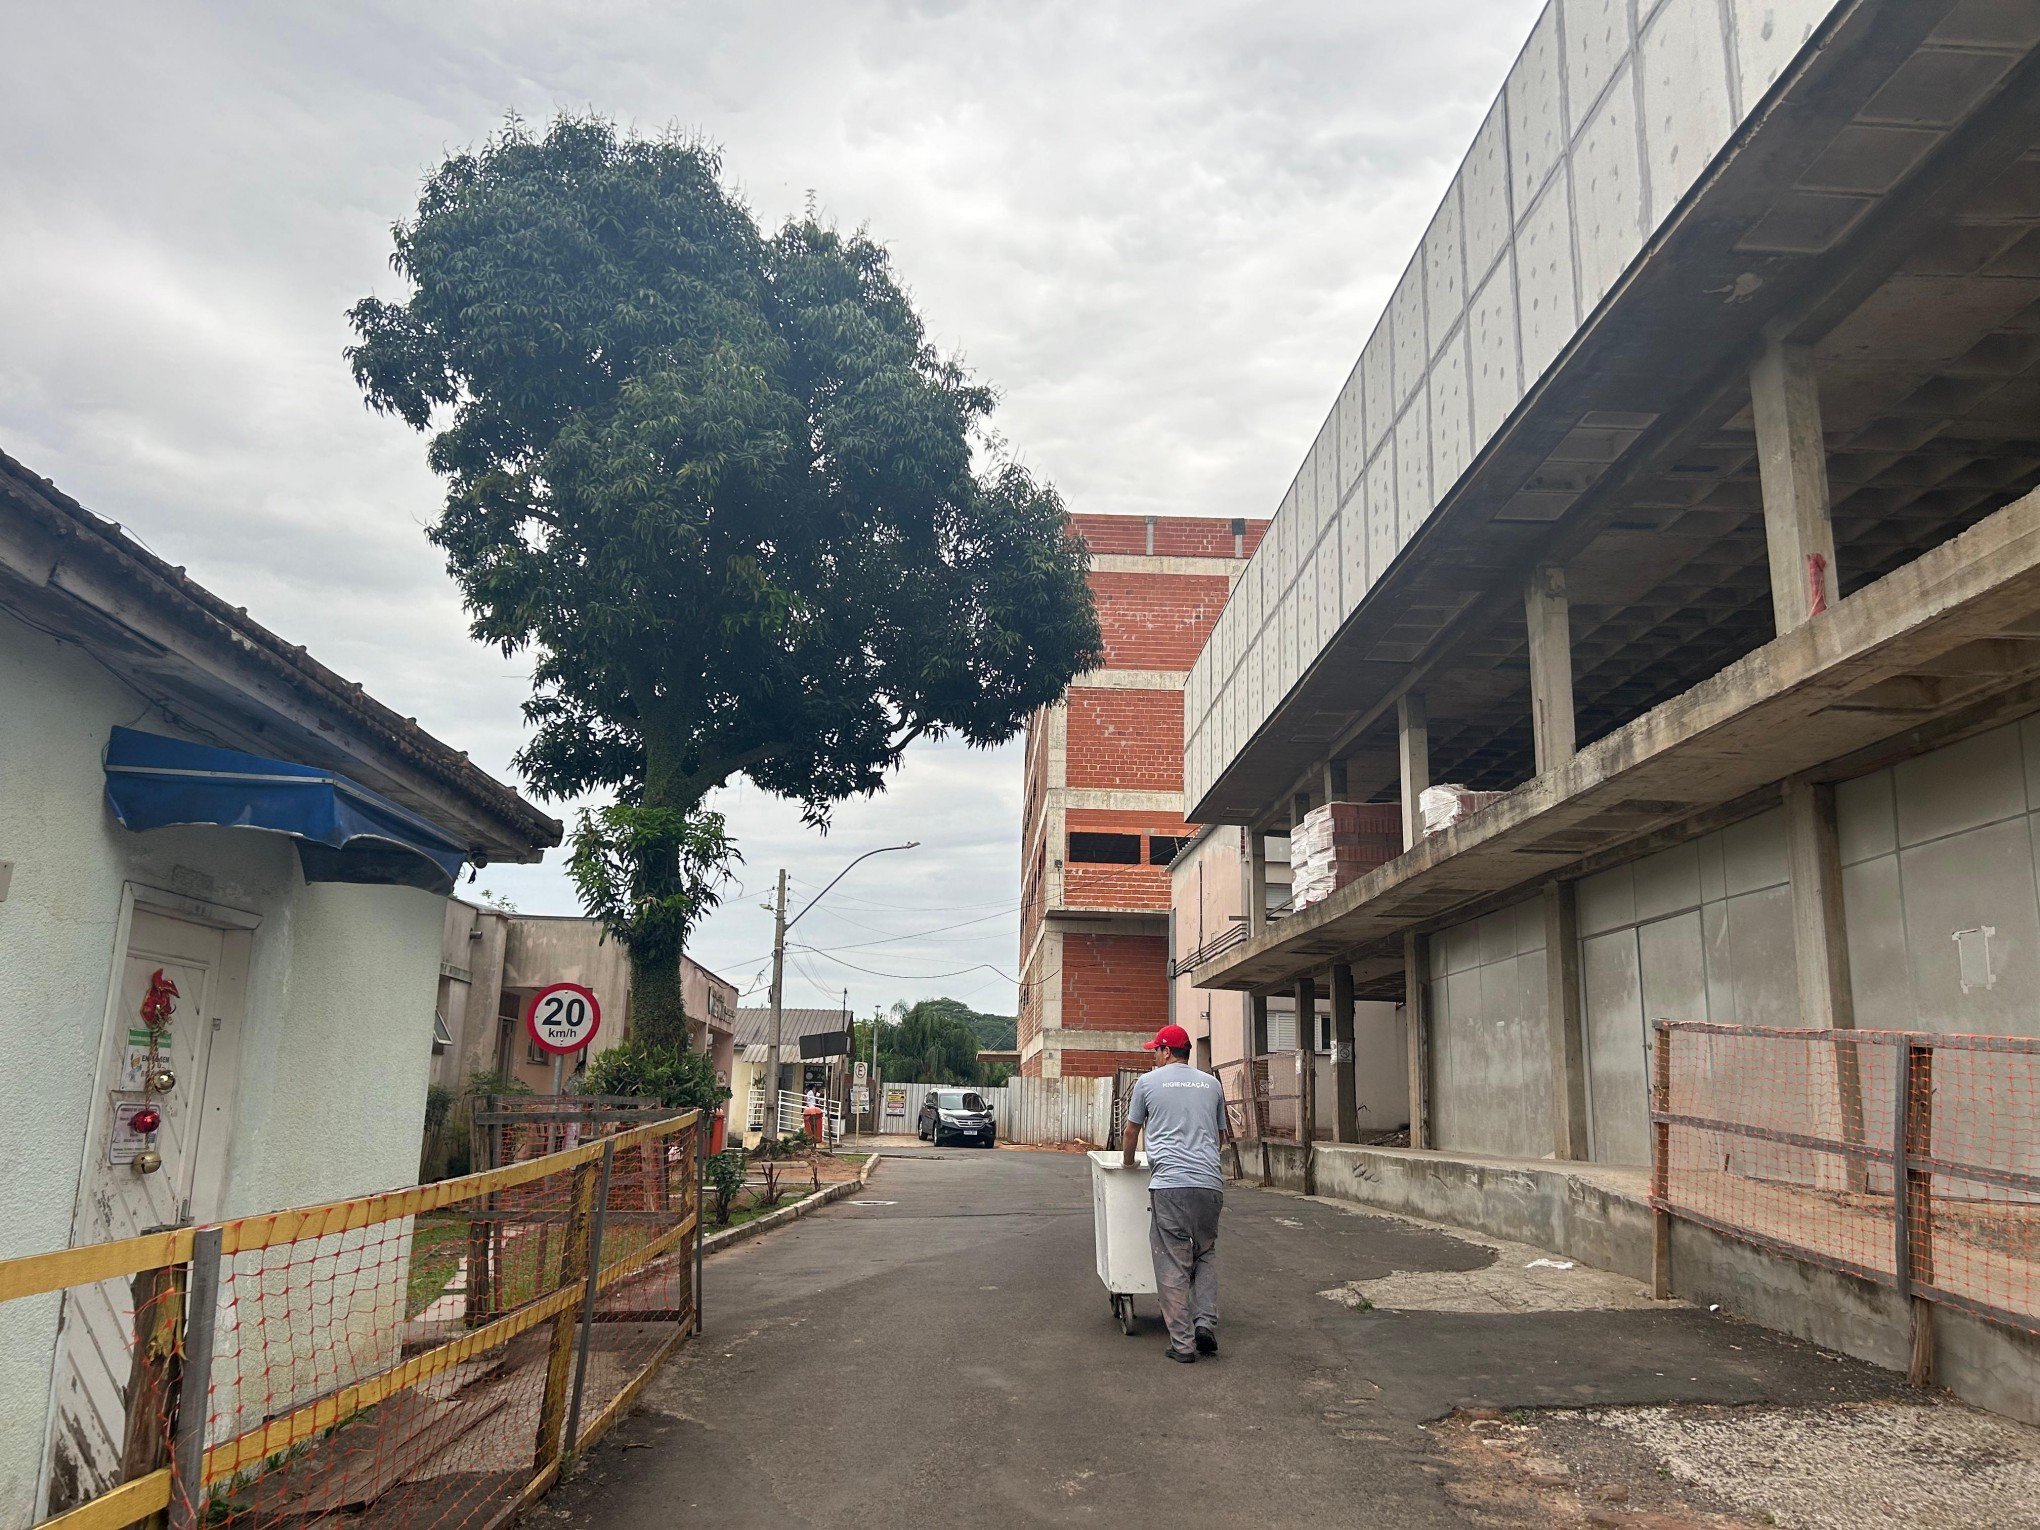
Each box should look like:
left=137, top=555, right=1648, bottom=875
left=103, top=727, right=470, bottom=894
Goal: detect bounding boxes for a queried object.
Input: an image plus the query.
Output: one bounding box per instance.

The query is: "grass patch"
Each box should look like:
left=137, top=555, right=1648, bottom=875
left=406, top=1216, right=468, bottom=1316
left=406, top=1214, right=669, bottom=1317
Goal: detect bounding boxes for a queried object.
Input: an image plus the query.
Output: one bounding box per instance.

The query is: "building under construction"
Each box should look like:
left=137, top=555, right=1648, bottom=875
left=1179, top=0, right=2040, bottom=1423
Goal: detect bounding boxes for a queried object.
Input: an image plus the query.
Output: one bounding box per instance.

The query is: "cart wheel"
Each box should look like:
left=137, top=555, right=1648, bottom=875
left=1114, top=1294, right=1136, bottom=1336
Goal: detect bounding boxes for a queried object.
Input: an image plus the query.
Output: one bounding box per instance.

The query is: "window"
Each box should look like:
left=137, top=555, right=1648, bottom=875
left=1068, top=831, right=1141, bottom=864
left=1148, top=835, right=1187, bottom=866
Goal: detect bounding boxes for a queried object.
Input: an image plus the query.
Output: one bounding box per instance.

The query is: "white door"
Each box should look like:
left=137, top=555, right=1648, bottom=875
left=42, top=904, right=248, bottom=1515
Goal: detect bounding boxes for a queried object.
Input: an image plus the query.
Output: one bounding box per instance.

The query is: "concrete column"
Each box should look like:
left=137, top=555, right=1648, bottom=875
left=1246, top=829, right=1268, bottom=935
left=1783, top=779, right=1855, bottom=1031
left=1751, top=334, right=1840, bottom=633
left=1524, top=564, right=1577, bottom=775
left=1249, top=991, right=1270, bottom=1150
left=1321, top=758, right=1347, bottom=802
left=1294, top=976, right=1317, bottom=1191
left=1404, top=932, right=1431, bottom=1150
left=1542, top=882, right=1590, bottom=1160
left=1397, top=693, right=1430, bottom=851
left=1784, top=778, right=1866, bottom=1184
left=1330, top=962, right=1358, bottom=1143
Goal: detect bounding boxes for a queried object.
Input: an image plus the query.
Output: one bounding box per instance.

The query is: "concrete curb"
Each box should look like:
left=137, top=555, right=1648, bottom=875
left=701, top=1153, right=883, bottom=1257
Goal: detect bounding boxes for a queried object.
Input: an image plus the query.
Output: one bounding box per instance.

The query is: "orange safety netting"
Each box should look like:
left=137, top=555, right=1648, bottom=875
left=17, top=1107, right=700, bottom=1530
left=1654, top=1020, right=2040, bottom=1335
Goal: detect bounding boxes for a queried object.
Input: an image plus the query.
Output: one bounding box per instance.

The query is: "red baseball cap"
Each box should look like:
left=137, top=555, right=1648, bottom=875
left=1144, top=1024, right=1191, bottom=1051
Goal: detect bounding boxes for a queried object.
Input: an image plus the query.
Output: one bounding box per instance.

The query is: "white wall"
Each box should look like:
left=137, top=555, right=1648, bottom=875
left=1184, top=0, right=1843, bottom=807
left=1838, top=719, right=2040, bottom=1038
left=1573, top=808, right=1796, bottom=1165
left=0, top=611, right=446, bottom=1521
left=1427, top=898, right=1553, bottom=1159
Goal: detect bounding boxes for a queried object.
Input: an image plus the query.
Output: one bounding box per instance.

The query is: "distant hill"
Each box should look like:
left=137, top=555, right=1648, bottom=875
left=898, top=996, right=1016, bottom=1051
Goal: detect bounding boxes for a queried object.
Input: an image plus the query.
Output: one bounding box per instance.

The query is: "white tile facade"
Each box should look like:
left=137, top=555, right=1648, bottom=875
left=1183, top=0, right=1846, bottom=809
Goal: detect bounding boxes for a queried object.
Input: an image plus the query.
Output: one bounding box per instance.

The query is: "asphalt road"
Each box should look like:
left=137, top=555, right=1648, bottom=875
left=551, top=1146, right=1896, bottom=1529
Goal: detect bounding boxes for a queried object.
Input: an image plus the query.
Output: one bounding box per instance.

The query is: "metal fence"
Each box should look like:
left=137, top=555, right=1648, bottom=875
left=872, top=1078, right=1113, bottom=1145
left=1651, top=1019, right=2040, bottom=1377
left=10, top=1108, right=701, bottom=1530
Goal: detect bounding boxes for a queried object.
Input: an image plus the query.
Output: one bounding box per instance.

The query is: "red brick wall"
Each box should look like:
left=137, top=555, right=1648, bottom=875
left=1090, top=572, right=1236, bottom=672
left=1061, top=931, right=1169, bottom=1040
left=1065, top=688, right=1184, bottom=793
left=1067, top=514, right=1269, bottom=560
left=1062, top=807, right=1191, bottom=912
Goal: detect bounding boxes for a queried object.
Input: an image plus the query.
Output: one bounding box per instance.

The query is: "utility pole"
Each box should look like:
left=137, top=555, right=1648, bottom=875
left=764, top=842, right=918, bottom=1140
left=765, top=868, right=789, bottom=1138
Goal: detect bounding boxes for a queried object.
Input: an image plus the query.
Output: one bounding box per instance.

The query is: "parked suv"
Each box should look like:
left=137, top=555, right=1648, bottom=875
left=917, top=1089, right=996, bottom=1147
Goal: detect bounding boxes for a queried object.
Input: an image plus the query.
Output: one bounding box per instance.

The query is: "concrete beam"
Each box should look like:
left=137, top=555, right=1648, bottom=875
left=1524, top=564, right=1577, bottom=774
left=1397, top=693, right=1430, bottom=851
left=1542, top=882, right=1590, bottom=1161
left=1330, top=962, right=1358, bottom=1143
left=1751, top=335, right=1840, bottom=634
left=1190, top=482, right=2040, bottom=991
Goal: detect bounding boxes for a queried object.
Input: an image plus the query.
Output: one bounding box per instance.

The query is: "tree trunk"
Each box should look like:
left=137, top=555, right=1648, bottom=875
left=629, top=729, right=703, bottom=1054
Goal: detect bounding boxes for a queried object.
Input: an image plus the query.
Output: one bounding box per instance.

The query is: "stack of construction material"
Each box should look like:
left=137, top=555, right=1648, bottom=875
left=1419, top=783, right=1507, bottom=837
left=1289, top=802, right=1403, bottom=910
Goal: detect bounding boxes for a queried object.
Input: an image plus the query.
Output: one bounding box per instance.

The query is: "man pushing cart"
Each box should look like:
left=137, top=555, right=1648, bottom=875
left=1091, top=1023, right=1231, bottom=1363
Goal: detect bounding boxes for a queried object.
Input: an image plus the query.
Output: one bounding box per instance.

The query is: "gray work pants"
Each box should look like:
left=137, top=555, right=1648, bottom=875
left=1149, top=1187, right=1222, bottom=1352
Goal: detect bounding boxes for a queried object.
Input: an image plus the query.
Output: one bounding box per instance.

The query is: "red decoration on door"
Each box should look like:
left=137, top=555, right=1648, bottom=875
left=140, top=968, right=179, bottom=1028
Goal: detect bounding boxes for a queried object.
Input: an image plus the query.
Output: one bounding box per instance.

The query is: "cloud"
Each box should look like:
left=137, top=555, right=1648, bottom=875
left=0, top=0, right=1543, bottom=1016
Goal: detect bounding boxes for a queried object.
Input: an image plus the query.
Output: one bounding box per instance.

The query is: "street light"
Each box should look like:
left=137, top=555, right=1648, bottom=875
left=765, top=841, right=919, bottom=1134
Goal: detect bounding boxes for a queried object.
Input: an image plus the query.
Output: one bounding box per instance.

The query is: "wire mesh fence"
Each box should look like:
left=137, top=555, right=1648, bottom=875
left=1211, top=1056, right=1303, bottom=1142
left=7, top=1107, right=700, bottom=1530
left=1652, top=1020, right=2040, bottom=1346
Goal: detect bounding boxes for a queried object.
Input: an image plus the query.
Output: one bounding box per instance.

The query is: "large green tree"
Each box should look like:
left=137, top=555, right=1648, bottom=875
left=350, top=117, right=1099, bottom=1048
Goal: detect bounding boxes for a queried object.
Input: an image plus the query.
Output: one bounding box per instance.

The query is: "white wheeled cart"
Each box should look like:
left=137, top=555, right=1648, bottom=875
left=1089, top=1150, right=1153, bottom=1336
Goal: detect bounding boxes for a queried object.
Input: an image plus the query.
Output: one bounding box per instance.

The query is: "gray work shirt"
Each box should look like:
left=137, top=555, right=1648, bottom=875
left=1125, top=1062, right=1227, bottom=1192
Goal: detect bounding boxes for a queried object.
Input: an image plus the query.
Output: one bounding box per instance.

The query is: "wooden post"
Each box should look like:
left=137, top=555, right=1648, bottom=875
left=1331, top=962, right=1359, bottom=1143
left=1404, top=932, right=1431, bottom=1149
left=1898, top=1039, right=1937, bottom=1387
left=1294, top=976, right=1317, bottom=1195
left=535, top=1156, right=602, bottom=1469
left=119, top=1260, right=187, bottom=1528
left=1651, top=1021, right=1673, bottom=1301
left=1543, top=882, right=1590, bottom=1160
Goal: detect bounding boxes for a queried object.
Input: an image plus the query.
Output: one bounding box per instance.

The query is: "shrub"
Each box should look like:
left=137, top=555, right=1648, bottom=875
left=706, top=1149, right=748, bottom=1227
left=583, top=1040, right=730, bottom=1113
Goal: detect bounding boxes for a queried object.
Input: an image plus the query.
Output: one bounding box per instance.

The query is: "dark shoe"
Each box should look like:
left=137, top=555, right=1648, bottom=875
left=1195, top=1327, right=1218, bottom=1356
left=1164, top=1347, right=1196, bottom=1364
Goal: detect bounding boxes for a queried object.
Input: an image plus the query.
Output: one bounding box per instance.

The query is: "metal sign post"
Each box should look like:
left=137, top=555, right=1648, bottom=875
left=526, top=982, right=602, bottom=1096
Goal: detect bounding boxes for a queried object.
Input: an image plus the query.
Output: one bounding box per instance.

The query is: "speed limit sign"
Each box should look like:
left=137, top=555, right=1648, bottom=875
left=526, top=982, right=602, bottom=1055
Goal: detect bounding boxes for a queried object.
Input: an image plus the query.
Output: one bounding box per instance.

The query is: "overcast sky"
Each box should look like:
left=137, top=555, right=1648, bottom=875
left=1, top=0, right=1542, bottom=1019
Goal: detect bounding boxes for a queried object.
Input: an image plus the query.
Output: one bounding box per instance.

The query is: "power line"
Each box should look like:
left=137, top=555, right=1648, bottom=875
left=788, top=907, right=1018, bottom=953
left=795, top=945, right=1021, bottom=983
